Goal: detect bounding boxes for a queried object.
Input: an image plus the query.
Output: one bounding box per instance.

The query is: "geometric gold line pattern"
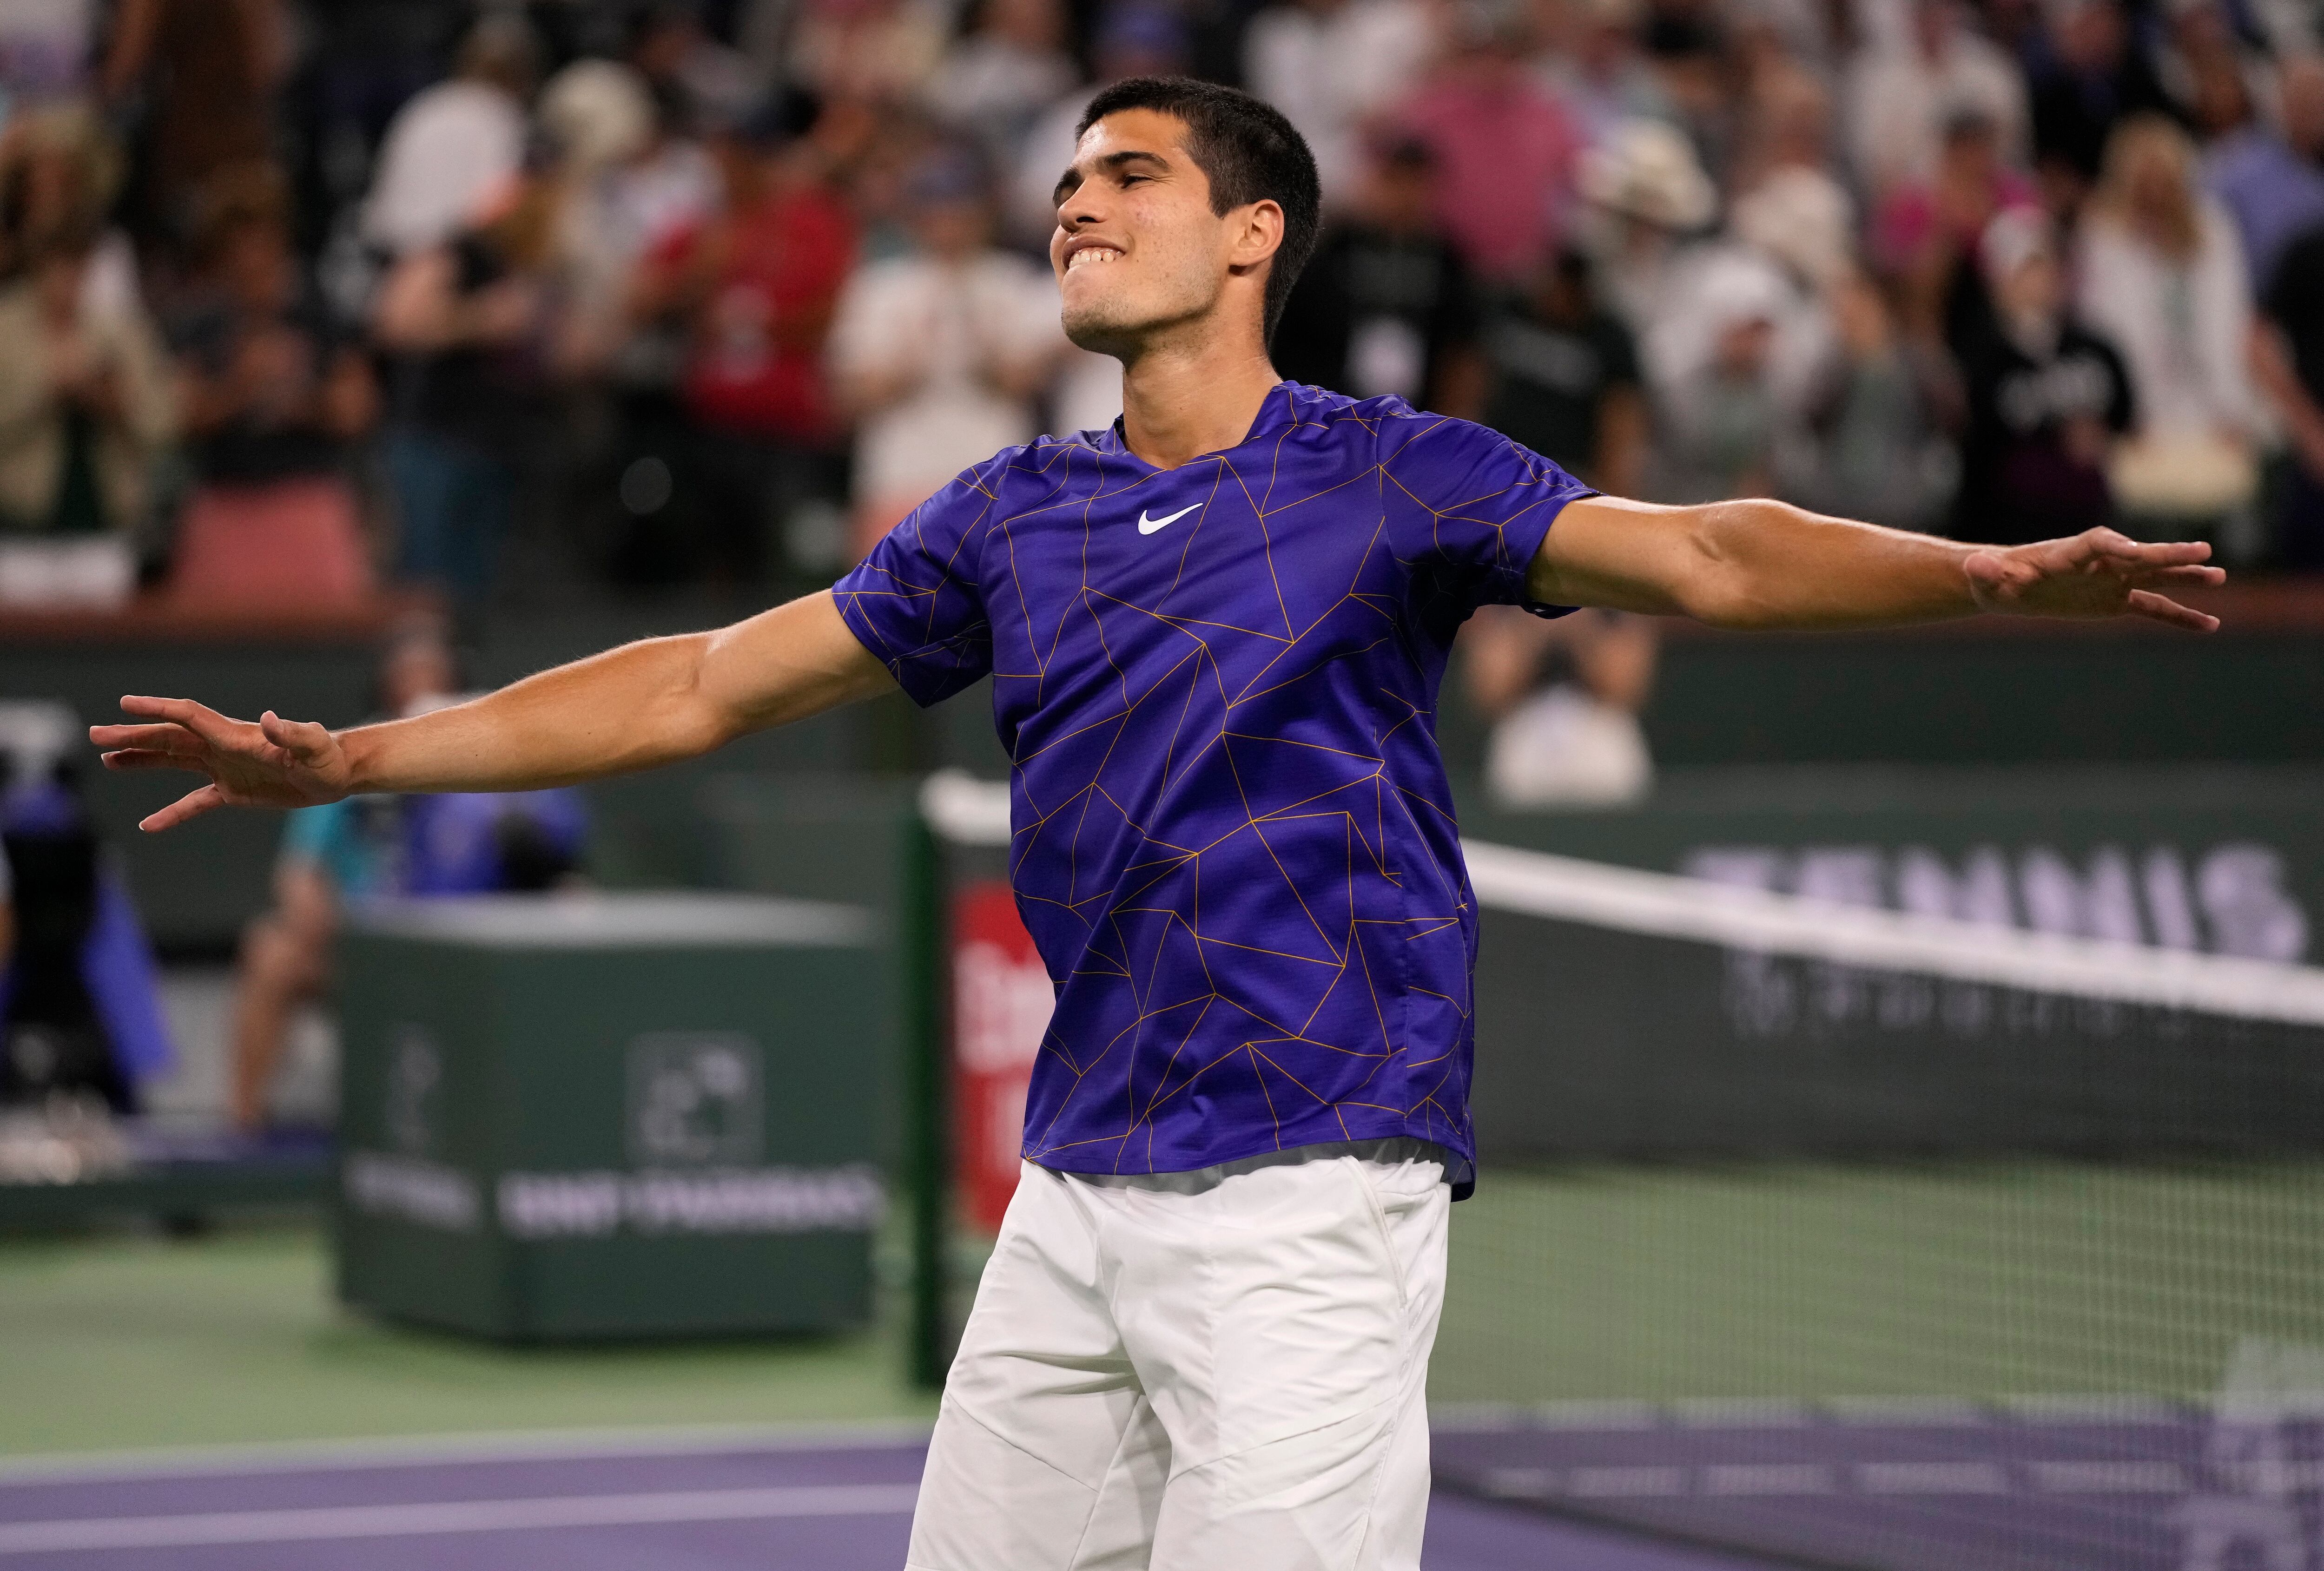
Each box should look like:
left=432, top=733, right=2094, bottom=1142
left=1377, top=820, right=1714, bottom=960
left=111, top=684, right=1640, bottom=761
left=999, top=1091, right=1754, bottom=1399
left=835, top=383, right=1594, bottom=1191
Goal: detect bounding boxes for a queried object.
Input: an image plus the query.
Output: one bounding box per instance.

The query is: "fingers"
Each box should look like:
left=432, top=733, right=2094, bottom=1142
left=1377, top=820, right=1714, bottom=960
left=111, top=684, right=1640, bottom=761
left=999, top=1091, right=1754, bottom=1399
left=2134, top=563, right=2227, bottom=588
left=115, top=696, right=245, bottom=749
left=2126, top=589, right=2220, bottom=633
left=99, top=749, right=211, bottom=774
left=139, top=784, right=226, bottom=833
left=2089, top=534, right=2216, bottom=567
left=259, top=710, right=335, bottom=762
left=88, top=722, right=204, bottom=753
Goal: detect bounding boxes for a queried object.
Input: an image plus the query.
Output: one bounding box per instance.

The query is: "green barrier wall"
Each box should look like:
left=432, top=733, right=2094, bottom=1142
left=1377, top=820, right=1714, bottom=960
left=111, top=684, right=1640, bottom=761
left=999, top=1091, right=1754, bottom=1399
left=334, top=893, right=889, bottom=1342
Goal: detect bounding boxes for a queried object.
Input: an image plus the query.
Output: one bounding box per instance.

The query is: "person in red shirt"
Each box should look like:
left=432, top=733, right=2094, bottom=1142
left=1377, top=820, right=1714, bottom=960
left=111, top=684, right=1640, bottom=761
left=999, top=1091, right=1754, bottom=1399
left=1392, top=2, right=1582, bottom=286
left=632, top=94, right=856, bottom=586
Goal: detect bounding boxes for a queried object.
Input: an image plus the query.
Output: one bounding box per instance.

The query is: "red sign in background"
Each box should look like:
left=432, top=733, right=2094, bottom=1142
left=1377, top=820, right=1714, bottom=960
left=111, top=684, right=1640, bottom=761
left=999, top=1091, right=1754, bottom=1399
left=950, top=881, right=1053, bottom=1233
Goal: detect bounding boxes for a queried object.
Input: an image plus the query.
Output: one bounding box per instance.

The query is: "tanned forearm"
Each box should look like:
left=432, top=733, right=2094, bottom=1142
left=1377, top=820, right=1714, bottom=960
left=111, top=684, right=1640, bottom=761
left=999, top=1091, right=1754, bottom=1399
left=340, top=592, right=890, bottom=795
left=1533, top=495, right=1981, bottom=631
left=1532, top=494, right=2221, bottom=634
left=1677, top=498, right=1982, bottom=630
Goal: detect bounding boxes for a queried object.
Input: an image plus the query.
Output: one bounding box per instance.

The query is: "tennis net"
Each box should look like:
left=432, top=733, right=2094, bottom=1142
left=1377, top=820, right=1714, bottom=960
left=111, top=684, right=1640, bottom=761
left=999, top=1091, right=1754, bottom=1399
left=1437, top=839, right=2324, bottom=1571
left=912, top=773, right=2324, bottom=1570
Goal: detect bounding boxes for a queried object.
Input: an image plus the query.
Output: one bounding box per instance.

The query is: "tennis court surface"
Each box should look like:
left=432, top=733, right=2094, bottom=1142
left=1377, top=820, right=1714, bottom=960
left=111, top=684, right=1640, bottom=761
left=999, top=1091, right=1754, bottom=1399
left=0, top=1429, right=1769, bottom=1571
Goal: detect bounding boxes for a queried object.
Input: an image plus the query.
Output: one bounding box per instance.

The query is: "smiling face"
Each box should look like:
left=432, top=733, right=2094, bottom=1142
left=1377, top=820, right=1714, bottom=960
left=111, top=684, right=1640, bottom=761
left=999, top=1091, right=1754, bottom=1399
left=1049, top=108, right=1278, bottom=359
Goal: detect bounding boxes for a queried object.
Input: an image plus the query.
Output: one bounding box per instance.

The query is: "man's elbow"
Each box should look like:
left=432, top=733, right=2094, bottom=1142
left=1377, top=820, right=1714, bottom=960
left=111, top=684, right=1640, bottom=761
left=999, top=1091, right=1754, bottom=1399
left=1669, top=499, right=1786, bottom=629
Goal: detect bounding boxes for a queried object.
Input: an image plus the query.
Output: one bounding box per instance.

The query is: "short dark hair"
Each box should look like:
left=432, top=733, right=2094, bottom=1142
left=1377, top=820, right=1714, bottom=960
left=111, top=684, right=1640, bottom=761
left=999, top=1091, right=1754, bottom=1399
left=1075, top=77, right=1321, bottom=344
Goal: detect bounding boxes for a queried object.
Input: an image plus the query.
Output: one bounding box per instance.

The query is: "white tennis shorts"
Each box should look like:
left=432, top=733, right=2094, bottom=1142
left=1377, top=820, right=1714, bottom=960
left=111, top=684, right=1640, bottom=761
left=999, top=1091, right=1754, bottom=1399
left=905, top=1139, right=1451, bottom=1571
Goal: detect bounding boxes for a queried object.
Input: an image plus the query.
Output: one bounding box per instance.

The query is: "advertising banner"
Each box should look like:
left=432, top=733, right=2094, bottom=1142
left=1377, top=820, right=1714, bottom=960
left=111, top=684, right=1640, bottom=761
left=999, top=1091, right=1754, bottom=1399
left=951, top=880, right=1052, bottom=1232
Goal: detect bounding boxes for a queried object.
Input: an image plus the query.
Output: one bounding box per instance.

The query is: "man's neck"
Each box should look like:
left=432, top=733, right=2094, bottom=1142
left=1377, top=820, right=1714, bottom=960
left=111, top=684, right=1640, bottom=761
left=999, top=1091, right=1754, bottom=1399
left=1116, top=330, right=1281, bottom=470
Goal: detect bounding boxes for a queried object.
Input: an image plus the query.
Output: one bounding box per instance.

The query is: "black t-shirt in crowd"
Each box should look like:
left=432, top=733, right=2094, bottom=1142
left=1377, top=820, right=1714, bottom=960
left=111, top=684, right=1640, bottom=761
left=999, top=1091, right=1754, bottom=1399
left=2265, top=222, right=2324, bottom=406
left=1952, top=318, right=2133, bottom=546
left=2029, top=53, right=2176, bottom=184
left=387, top=229, right=547, bottom=450
left=1477, top=302, right=1639, bottom=479
left=168, top=286, right=350, bottom=486
left=1271, top=225, right=1479, bottom=408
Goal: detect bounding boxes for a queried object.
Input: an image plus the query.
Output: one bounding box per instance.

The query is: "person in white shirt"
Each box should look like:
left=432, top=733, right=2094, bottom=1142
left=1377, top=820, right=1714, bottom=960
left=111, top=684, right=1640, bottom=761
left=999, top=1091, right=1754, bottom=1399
left=926, top=0, right=1080, bottom=177
left=1241, top=0, right=1435, bottom=208
left=2074, top=113, right=2267, bottom=531
left=1843, top=0, right=2028, bottom=197
left=829, top=148, right=1068, bottom=555
left=361, top=16, right=536, bottom=259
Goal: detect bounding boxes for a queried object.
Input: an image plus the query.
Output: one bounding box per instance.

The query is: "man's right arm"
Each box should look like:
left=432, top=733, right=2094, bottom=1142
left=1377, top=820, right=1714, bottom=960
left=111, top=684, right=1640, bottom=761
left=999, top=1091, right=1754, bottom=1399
left=92, top=591, right=896, bottom=831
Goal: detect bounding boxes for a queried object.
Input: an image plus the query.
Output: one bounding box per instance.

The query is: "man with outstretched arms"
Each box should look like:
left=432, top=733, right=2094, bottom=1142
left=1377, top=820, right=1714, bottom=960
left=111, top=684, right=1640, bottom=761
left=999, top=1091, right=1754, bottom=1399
left=97, top=79, right=2221, bottom=1571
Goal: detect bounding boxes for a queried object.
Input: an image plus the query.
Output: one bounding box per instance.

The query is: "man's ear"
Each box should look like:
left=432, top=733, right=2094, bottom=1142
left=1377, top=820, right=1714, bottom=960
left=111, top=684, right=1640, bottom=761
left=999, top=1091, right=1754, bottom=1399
left=1226, top=199, right=1285, bottom=271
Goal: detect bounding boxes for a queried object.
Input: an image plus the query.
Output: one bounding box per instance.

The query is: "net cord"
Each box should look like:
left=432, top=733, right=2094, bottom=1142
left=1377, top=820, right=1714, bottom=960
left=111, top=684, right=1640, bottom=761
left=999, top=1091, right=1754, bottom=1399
left=918, top=770, right=2324, bottom=1027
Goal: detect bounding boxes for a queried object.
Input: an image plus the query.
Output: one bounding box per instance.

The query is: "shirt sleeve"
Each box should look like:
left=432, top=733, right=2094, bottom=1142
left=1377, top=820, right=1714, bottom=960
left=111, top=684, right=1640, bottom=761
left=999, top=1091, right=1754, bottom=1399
left=831, top=459, right=1000, bottom=707
left=1375, top=408, right=1598, bottom=623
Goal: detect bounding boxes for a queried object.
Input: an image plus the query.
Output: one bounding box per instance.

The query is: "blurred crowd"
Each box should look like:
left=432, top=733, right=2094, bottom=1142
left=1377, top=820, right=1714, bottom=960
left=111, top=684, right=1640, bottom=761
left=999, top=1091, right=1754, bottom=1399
left=1, top=0, right=2321, bottom=621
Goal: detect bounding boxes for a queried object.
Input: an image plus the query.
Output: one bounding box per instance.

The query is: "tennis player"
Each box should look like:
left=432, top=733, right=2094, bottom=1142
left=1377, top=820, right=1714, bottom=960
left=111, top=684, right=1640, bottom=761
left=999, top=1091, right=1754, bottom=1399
left=96, top=78, right=2222, bottom=1571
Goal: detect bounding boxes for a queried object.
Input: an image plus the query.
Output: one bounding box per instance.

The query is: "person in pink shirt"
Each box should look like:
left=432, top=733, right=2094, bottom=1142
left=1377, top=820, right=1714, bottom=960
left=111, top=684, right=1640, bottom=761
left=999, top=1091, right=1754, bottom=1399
left=1393, top=0, right=1581, bottom=284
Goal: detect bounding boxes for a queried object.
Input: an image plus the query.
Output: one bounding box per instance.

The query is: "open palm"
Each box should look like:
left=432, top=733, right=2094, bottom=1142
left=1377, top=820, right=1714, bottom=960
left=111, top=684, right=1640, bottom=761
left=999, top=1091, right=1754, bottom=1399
left=1964, top=529, right=2225, bottom=631
left=88, top=698, right=354, bottom=832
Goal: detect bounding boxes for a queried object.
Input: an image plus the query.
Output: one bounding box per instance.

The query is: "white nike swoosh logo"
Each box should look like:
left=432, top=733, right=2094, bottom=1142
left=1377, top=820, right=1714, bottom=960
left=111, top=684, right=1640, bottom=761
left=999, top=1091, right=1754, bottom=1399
left=1137, top=504, right=1202, bottom=535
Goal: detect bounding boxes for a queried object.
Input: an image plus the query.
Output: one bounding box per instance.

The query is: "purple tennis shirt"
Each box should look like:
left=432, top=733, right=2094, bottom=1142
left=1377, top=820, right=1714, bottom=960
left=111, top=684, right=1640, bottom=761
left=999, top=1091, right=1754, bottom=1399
left=834, top=382, right=1595, bottom=1194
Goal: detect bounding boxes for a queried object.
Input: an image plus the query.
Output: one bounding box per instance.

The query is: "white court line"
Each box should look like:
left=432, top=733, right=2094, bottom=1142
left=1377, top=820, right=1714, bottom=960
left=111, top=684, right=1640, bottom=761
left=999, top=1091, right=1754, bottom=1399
left=0, top=1420, right=933, bottom=1486
left=0, top=1483, right=922, bottom=1554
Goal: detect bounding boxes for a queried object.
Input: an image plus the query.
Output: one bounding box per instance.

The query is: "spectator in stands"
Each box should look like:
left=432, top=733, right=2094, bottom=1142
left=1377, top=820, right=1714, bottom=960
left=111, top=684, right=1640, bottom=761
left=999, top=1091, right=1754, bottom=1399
left=633, top=92, right=855, bottom=585
left=785, top=0, right=951, bottom=109
left=2254, top=216, right=2324, bottom=566
left=360, top=14, right=537, bottom=261
left=370, top=159, right=563, bottom=606
left=1953, top=206, right=2132, bottom=544
left=0, top=0, right=98, bottom=105
left=1727, top=66, right=1855, bottom=295
left=1795, top=270, right=1955, bottom=531
left=1475, top=249, right=1646, bottom=495
left=0, top=104, right=141, bottom=327
left=227, top=624, right=586, bottom=1131
left=1844, top=0, right=2028, bottom=201
left=2146, top=0, right=2280, bottom=132
left=829, top=147, right=1065, bottom=556
left=2028, top=0, right=2173, bottom=204
left=2284, top=53, right=2324, bottom=171
left=1394, top=0, right=1584, bottom=285
left=99, top=0, right=285, bottom=250
left=0, top=228, right=176, bottom=541
left=1869, top=106, right=2038, bottom=358
left=1642, top=247, right=1819, bottom=503
left=1572, top=117, right=1718, bottom=334
left=2074, top=114, right=2265, bottom=532
left=2192, top=49, right=2324, bottom=295
left=534, top=59, right=664, bottom=380
left=1537, top=0, right=1673, bottom=153
left=625, top=0, right=758, bottom=132
left=165, top=168, right=377, bottom=607
left=1, top=754, right=172, bottom=1119
left=927, top=0, right=1079, bottom=180
left=1270, top=138, right=1483, bottom=414
left=1463, top=605, right=1658, bottom=806
left=1010, top=5, right=1188, bottom=248
left=1241, top=0, right=1436, bottom=207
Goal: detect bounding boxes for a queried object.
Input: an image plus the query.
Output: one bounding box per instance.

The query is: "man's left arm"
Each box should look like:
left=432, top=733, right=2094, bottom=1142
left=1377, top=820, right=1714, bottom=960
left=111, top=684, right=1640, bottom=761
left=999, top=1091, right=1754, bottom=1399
left=1529, top=495, right=2224, bottom=633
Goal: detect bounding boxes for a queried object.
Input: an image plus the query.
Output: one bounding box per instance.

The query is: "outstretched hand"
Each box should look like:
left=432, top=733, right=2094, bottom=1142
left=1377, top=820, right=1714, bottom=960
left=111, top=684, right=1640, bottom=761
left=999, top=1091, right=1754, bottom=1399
left=89, top=698, right=355, bottom=832
left=1963, top=529, right=2224, bottom=632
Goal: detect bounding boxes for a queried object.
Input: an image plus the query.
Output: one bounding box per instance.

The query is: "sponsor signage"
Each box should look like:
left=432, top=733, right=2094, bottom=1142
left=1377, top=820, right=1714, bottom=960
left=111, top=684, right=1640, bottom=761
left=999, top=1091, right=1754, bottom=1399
left=951, top=880, right=1052, bottom=1232
left=343, top=1029, right=885, bottom=1239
